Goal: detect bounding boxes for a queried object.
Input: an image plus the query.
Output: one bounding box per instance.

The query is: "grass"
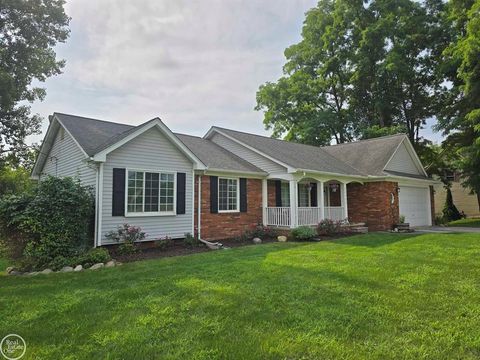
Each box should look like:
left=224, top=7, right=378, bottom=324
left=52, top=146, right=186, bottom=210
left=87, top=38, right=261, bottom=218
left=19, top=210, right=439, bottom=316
left=1, top=233, right=480, bottom=359
left=448, top=218, right=480, bottom=227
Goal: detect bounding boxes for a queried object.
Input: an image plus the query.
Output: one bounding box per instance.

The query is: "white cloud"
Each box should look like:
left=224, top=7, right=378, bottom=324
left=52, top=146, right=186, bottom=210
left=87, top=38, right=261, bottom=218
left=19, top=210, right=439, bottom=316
left=30, top=0, right=318, bottom=141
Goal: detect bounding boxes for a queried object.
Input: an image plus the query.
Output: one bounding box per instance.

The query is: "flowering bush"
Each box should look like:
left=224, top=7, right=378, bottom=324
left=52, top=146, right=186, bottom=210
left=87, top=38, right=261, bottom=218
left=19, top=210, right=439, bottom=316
left=317, top=219, right=342, bottom=236
left=105, top=224, right=146, bottom=254
left=245, top=223, right=278, bottom=239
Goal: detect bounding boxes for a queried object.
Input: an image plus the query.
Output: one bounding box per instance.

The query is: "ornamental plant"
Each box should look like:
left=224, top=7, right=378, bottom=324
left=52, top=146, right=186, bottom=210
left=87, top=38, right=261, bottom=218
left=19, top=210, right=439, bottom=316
left=105, top=224, right=146, bottom=254
left=317, top=219, right=342, bottom=236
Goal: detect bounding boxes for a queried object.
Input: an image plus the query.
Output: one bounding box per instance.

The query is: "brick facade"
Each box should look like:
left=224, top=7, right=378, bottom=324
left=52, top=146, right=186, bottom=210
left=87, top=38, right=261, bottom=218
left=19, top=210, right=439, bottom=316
left=347, top=181, right=400, bottom=231
left=195, top=175, right=263, bottom=240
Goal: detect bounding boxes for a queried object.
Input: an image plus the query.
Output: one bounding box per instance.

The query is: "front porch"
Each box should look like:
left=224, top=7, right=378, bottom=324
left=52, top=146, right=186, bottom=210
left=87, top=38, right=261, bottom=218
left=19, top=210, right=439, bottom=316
left=262, top=179, right=349, bottom=228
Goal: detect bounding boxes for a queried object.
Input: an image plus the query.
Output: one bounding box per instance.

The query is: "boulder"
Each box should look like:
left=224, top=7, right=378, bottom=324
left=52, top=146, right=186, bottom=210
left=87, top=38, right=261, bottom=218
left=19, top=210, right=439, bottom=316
left=89, top=263, right=104, bottom=270
left=116, top=262, right=123, bottom=266
left=277, top=235, right=287, bottom=242
left=41, top=268, right=53, bottom=275
left=9, top=270, right=23, bottom=276
left=105, top=260, right=116, bottom=268
left=6, top=266, right=14, bottom=274
left=60, top=266, right=74, bottom=273
left=252, top=237, right=262, bottom=244
left=74, top=265, right=83, bottom=272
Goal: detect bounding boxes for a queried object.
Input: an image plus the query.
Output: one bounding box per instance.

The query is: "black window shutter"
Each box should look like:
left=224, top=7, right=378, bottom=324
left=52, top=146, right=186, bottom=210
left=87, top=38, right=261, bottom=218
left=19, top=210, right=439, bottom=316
left=240, top=178, right=247, bottom=212
left=275, top=180, right=282, bottom=207
left=112, top=168, right=126, bottom=216
left=210, top=176, right=218, bottom=213
left=176, top=172, right=186, bottom=214
left=310, top=182, right=318, bottom=207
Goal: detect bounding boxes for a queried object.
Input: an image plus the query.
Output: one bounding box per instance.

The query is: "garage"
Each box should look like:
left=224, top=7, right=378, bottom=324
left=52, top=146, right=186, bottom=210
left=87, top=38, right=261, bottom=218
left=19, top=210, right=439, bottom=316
left=399, top=186, right=432, bottom=227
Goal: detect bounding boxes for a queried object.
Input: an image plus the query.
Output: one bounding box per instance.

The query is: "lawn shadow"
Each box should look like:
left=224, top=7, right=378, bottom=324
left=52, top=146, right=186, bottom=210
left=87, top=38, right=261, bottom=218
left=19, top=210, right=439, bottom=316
left=328, top=232, right=423, bottom=248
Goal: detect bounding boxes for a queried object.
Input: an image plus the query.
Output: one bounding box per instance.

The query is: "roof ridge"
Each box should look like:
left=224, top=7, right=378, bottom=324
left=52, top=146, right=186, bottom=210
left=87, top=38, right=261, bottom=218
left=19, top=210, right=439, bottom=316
left=324, top=133, right=407, bottom=148
left=54, top=112, right=135, bottom=128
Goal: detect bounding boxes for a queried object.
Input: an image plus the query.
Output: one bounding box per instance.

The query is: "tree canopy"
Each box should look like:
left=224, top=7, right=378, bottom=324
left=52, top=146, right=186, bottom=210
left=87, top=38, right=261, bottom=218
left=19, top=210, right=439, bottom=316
left=0, top=0, right=70, bottom=167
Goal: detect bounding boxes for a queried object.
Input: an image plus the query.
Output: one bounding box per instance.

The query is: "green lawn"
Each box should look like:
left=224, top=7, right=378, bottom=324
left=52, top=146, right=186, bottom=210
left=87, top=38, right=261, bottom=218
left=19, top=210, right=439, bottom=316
left=1, top=233, right=480, bottom=359
left=448, top=218, right=480, bottom=227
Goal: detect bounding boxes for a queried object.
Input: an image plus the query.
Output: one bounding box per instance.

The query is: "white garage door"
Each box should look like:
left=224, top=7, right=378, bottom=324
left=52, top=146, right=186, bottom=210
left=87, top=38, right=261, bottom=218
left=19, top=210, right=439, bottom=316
left=399, top=186, right=431, bottom=227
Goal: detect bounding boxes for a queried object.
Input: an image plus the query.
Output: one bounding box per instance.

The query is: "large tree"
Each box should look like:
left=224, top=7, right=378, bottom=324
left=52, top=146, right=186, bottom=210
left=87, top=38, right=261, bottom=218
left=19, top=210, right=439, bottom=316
left=436, top=0, right=480, bottom=209
left=256, top=0, right=446, bottom=146
left=0, top=0, right=70, bottom=167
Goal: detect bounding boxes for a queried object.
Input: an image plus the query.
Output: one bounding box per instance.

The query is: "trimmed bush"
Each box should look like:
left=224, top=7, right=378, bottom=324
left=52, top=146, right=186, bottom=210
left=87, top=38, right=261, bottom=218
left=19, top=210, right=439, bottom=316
left=442, top=187, right=462, bottom=221
left=0, top=176, right=94, bottom=270
left=75, top=248, right=111, bottom=268
left=291, top=226, right=316, bottom=241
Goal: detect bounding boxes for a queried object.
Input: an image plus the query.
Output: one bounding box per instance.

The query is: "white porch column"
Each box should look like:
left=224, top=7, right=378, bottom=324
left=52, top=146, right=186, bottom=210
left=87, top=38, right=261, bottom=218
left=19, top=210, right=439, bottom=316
left=341, top=182, right=348, bottom=221
left=317, top=181, right=324, bottom=220
left=289, top=179, right=298, bottom=228
left=262, top=178, right=268, bottom=226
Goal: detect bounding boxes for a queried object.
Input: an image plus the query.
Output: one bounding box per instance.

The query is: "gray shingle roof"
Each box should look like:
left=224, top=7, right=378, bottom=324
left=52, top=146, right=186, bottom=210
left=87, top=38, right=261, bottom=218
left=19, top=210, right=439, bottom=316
left=55, top=113, right=134, bottom=156
left=210, top=127, right=366, bottom=176
left=175, top=134, right=265, bottom=173
left=321, top=134, right=408, bottom=176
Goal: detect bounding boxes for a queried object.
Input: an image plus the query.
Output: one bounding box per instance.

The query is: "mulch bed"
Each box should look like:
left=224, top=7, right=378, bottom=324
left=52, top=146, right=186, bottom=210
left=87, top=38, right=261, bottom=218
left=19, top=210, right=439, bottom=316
left=109, top=234, right=355, bottom=264
left=109, top=237, right=279, bottom=263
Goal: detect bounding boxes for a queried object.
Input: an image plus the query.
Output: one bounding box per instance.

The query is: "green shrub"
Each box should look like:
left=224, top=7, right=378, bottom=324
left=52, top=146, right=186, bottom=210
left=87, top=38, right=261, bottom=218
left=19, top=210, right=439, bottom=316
left=245, top=224, right=278, bottom=239
left=156, top=236, right=172, bottom=250
left=183, top=233, right=198, bottom=247
left=0, top=176, right=94, bottom=270
left=399, top=215, right=406, bottom=224
left=117, top=243, right=138, bottom=255
left=48, top=255, right=72, bottom=271
left=317, top=219, right=342, bottom=236
left=291, top=226, right=316, bottom=241
left=75, top=248, right=111, bottom=268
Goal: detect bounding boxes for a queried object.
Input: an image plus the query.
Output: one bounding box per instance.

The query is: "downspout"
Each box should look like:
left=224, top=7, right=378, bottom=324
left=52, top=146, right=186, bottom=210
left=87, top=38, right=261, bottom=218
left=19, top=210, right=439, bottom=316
left=197, top=174, right=202, bottom=239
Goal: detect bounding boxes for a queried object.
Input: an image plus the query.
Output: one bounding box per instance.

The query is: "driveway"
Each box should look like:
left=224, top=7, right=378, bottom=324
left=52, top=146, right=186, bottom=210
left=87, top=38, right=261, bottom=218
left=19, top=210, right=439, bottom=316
left=414, top=226, right=480, bottom=233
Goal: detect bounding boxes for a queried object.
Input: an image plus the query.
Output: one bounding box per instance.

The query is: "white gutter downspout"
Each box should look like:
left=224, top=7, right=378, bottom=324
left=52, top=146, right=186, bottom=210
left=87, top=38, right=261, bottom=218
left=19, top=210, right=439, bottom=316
left=96, top=163, right=104, bottom=247
left=197, top=173, right=202, bottom=240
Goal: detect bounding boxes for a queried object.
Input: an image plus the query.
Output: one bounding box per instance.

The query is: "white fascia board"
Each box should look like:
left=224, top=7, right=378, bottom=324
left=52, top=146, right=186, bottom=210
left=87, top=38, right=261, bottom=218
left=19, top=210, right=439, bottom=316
left=294, top=168, right=369, bottom=182
left=196, top=168, right=267, bottom=178
left=92, top=118, right=207, bottom=169
left=204, top=127, right=295, bottom=172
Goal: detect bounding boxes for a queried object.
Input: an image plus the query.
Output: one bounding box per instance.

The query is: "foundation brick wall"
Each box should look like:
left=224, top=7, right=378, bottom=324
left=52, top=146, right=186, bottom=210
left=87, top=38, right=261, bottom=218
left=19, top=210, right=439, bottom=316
left=195, top=175, right=263, bottom=240
left=347, top=181, right=399, bottom=231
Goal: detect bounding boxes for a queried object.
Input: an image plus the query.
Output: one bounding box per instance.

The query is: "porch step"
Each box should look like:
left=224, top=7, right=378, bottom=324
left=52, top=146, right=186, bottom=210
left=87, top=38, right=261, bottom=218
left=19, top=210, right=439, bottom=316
left=349, top=226, right=369, bottom=234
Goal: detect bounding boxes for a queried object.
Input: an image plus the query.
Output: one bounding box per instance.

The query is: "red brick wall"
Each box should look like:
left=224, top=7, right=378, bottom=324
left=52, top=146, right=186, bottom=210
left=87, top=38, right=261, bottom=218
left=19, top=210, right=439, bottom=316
left=347, top=181, right=399, bottom=231
left=195, top=175, right=263, bottom=240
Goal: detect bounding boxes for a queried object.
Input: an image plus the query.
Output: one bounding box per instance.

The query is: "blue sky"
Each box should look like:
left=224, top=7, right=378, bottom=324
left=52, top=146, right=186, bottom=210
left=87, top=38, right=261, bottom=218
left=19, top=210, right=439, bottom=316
left=30, top=0, right=444, bottom=144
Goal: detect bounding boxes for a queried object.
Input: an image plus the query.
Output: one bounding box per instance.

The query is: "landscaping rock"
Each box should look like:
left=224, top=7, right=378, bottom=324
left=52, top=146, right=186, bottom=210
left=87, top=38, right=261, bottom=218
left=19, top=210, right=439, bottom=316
left=41, top=268, right=53, bottom=275
left=60, top=266, right=74, bottom=273
left=89, top=263, right=104, bottom=270
left=116, top=262, right=123, bottom=266
left=277, top=235, right=287, bottom=242
left=253, top=237, right=262, bottom=244
left=105, top=260, right=116, bottom=268
left=74, top=265, right=83, bottom=272
left=27, top=272, right=40, bottom=276
left=6, top=266, right=14, bottom=274
left=9, top=270, right=23, bottom=276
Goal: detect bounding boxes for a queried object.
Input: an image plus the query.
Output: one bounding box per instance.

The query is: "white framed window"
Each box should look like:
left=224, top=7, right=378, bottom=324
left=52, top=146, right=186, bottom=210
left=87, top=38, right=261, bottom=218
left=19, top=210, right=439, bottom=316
left=281, top=182, right=290, bottom=207
left=218, top=177, right=239, bottom=212
left=298, top=183, right=310, bottom=207
left=126, top=170, right=175, bottom=216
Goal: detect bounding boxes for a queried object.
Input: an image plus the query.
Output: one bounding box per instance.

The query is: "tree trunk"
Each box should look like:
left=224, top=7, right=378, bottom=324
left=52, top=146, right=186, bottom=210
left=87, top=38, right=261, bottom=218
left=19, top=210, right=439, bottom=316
left=477, top=192, right=480, bottom=212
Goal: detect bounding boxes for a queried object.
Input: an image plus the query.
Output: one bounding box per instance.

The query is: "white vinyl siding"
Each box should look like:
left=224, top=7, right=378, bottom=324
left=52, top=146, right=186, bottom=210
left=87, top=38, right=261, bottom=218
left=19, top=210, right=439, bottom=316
left=41, top=127, right=96, bottom=189
left=385, top=142, right=423, bottom=175
left=210, top=133, right=287, bottom=173
left=101, top=127, right=194, bottom=243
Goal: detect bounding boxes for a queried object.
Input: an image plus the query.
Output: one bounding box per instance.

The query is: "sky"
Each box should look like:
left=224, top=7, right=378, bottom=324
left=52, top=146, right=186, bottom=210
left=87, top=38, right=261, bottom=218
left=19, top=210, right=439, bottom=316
left=30, top=0, right=443, bottom=144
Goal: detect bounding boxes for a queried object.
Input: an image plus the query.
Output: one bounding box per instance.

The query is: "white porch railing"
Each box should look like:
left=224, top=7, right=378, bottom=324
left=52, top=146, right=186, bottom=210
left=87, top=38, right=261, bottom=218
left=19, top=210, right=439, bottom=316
left=265, top=207, right=291, bottom=227
left=324, top=206, right=344, bottom=222
left=298, top=207, right=322, bottom=226
left=265, top=206, right=344, bottom=227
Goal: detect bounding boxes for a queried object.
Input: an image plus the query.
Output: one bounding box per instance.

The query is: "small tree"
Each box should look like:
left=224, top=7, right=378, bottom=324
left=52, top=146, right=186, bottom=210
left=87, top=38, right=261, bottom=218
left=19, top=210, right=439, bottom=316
left=0, top=176, right=94, bottom=269
left=442, top=187, right=462, bottom=222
